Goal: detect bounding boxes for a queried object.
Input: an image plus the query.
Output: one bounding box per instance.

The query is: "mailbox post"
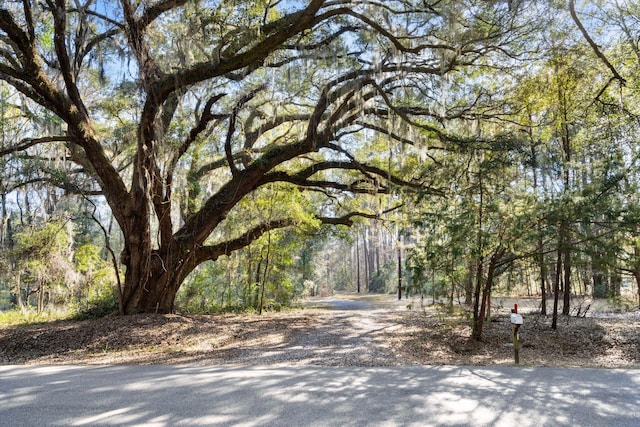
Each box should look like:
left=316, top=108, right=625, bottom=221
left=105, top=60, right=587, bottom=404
left=510, top=304, right=523, bottom=365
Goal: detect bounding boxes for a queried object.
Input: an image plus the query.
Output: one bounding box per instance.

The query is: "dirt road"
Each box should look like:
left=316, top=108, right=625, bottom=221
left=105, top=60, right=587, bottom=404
left=1, top=293, right=638, bottom=368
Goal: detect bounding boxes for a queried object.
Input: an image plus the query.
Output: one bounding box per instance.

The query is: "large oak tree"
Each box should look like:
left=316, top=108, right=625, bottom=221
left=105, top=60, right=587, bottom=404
left=0, top=0, right=522, bottom=313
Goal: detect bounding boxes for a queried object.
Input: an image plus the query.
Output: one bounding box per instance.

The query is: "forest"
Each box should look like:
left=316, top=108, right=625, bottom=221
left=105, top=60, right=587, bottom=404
left=1, top=0, right=639, bottom=342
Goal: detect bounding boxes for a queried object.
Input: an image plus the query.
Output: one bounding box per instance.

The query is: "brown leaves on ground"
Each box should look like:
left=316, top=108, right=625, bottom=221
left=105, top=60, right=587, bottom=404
left=391, top=309, right=640, bottom=368
left=0, top=312, right=325, bottom=365
left=1, top=299, right=639, bottom=368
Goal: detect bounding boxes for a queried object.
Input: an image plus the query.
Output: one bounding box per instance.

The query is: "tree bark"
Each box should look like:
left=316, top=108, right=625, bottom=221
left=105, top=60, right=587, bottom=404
left=356, top=236, right=361, bottom=293
left=552, top=248, right=562, bottom=330
left=362, top=229, right=370, bottom=291
left=538, top=234, right=547, bottom=315
left=562, top=238, right=571, bottom=315
left=397, top=235, right=402, bottom=300
left=634, top=270, right=640, bottom=309
left=465, top=262, right=474, bottom=305
left=472, top=248, right=504, bottom=341
left=472, top=167, right=484, bottom=339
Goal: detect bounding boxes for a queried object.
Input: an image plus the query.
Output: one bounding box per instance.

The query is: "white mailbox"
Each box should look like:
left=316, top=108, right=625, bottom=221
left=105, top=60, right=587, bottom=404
left=510, top=313, right=524, bottom=325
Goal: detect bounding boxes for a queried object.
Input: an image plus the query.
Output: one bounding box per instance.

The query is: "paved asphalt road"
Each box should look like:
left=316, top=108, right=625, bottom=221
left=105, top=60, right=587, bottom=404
left=1, top=365, right=638, bottom=426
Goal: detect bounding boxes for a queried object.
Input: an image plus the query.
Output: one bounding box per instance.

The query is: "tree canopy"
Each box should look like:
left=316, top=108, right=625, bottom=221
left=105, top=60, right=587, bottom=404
left=1, top=0, right=639, bottom=324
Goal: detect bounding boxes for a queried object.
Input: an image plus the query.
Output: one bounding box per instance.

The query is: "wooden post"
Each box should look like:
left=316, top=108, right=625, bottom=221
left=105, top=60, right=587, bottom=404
left=513, top=324, right=520, bottom=365
left=512, top=303, right=520, bottom=365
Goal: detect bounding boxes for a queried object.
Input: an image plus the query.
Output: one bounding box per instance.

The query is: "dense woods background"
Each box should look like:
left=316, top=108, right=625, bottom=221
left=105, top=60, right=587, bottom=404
left=1, top=0, right=639, bottom=340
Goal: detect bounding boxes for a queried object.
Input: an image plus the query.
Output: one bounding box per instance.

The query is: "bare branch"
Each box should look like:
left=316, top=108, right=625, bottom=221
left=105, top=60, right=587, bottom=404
left=0, top=135, right=71, bottom=156
left=260, top=160, right=443, bottom=195
left=194, top=219, right=293, bottom=264
left=569, top=0, right=626, bottom=85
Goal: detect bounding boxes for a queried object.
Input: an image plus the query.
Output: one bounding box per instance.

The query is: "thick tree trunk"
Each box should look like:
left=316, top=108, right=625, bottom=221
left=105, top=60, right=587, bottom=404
left=119, top=211, right=189, bottom=314
left=122, top=259, right=183, bottom=314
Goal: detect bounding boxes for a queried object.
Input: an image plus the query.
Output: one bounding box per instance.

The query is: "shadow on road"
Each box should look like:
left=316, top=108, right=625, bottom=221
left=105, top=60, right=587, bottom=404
left=1, top=364, right=639, bottom=427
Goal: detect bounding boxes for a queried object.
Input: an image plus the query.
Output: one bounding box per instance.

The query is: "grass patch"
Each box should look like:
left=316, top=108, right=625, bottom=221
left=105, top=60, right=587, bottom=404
left=0, top=308, right=74, bottom=327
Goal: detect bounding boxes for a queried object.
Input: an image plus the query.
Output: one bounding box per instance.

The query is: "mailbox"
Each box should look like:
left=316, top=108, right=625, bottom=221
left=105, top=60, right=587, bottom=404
left=510, top=313, right=524, bottom=325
